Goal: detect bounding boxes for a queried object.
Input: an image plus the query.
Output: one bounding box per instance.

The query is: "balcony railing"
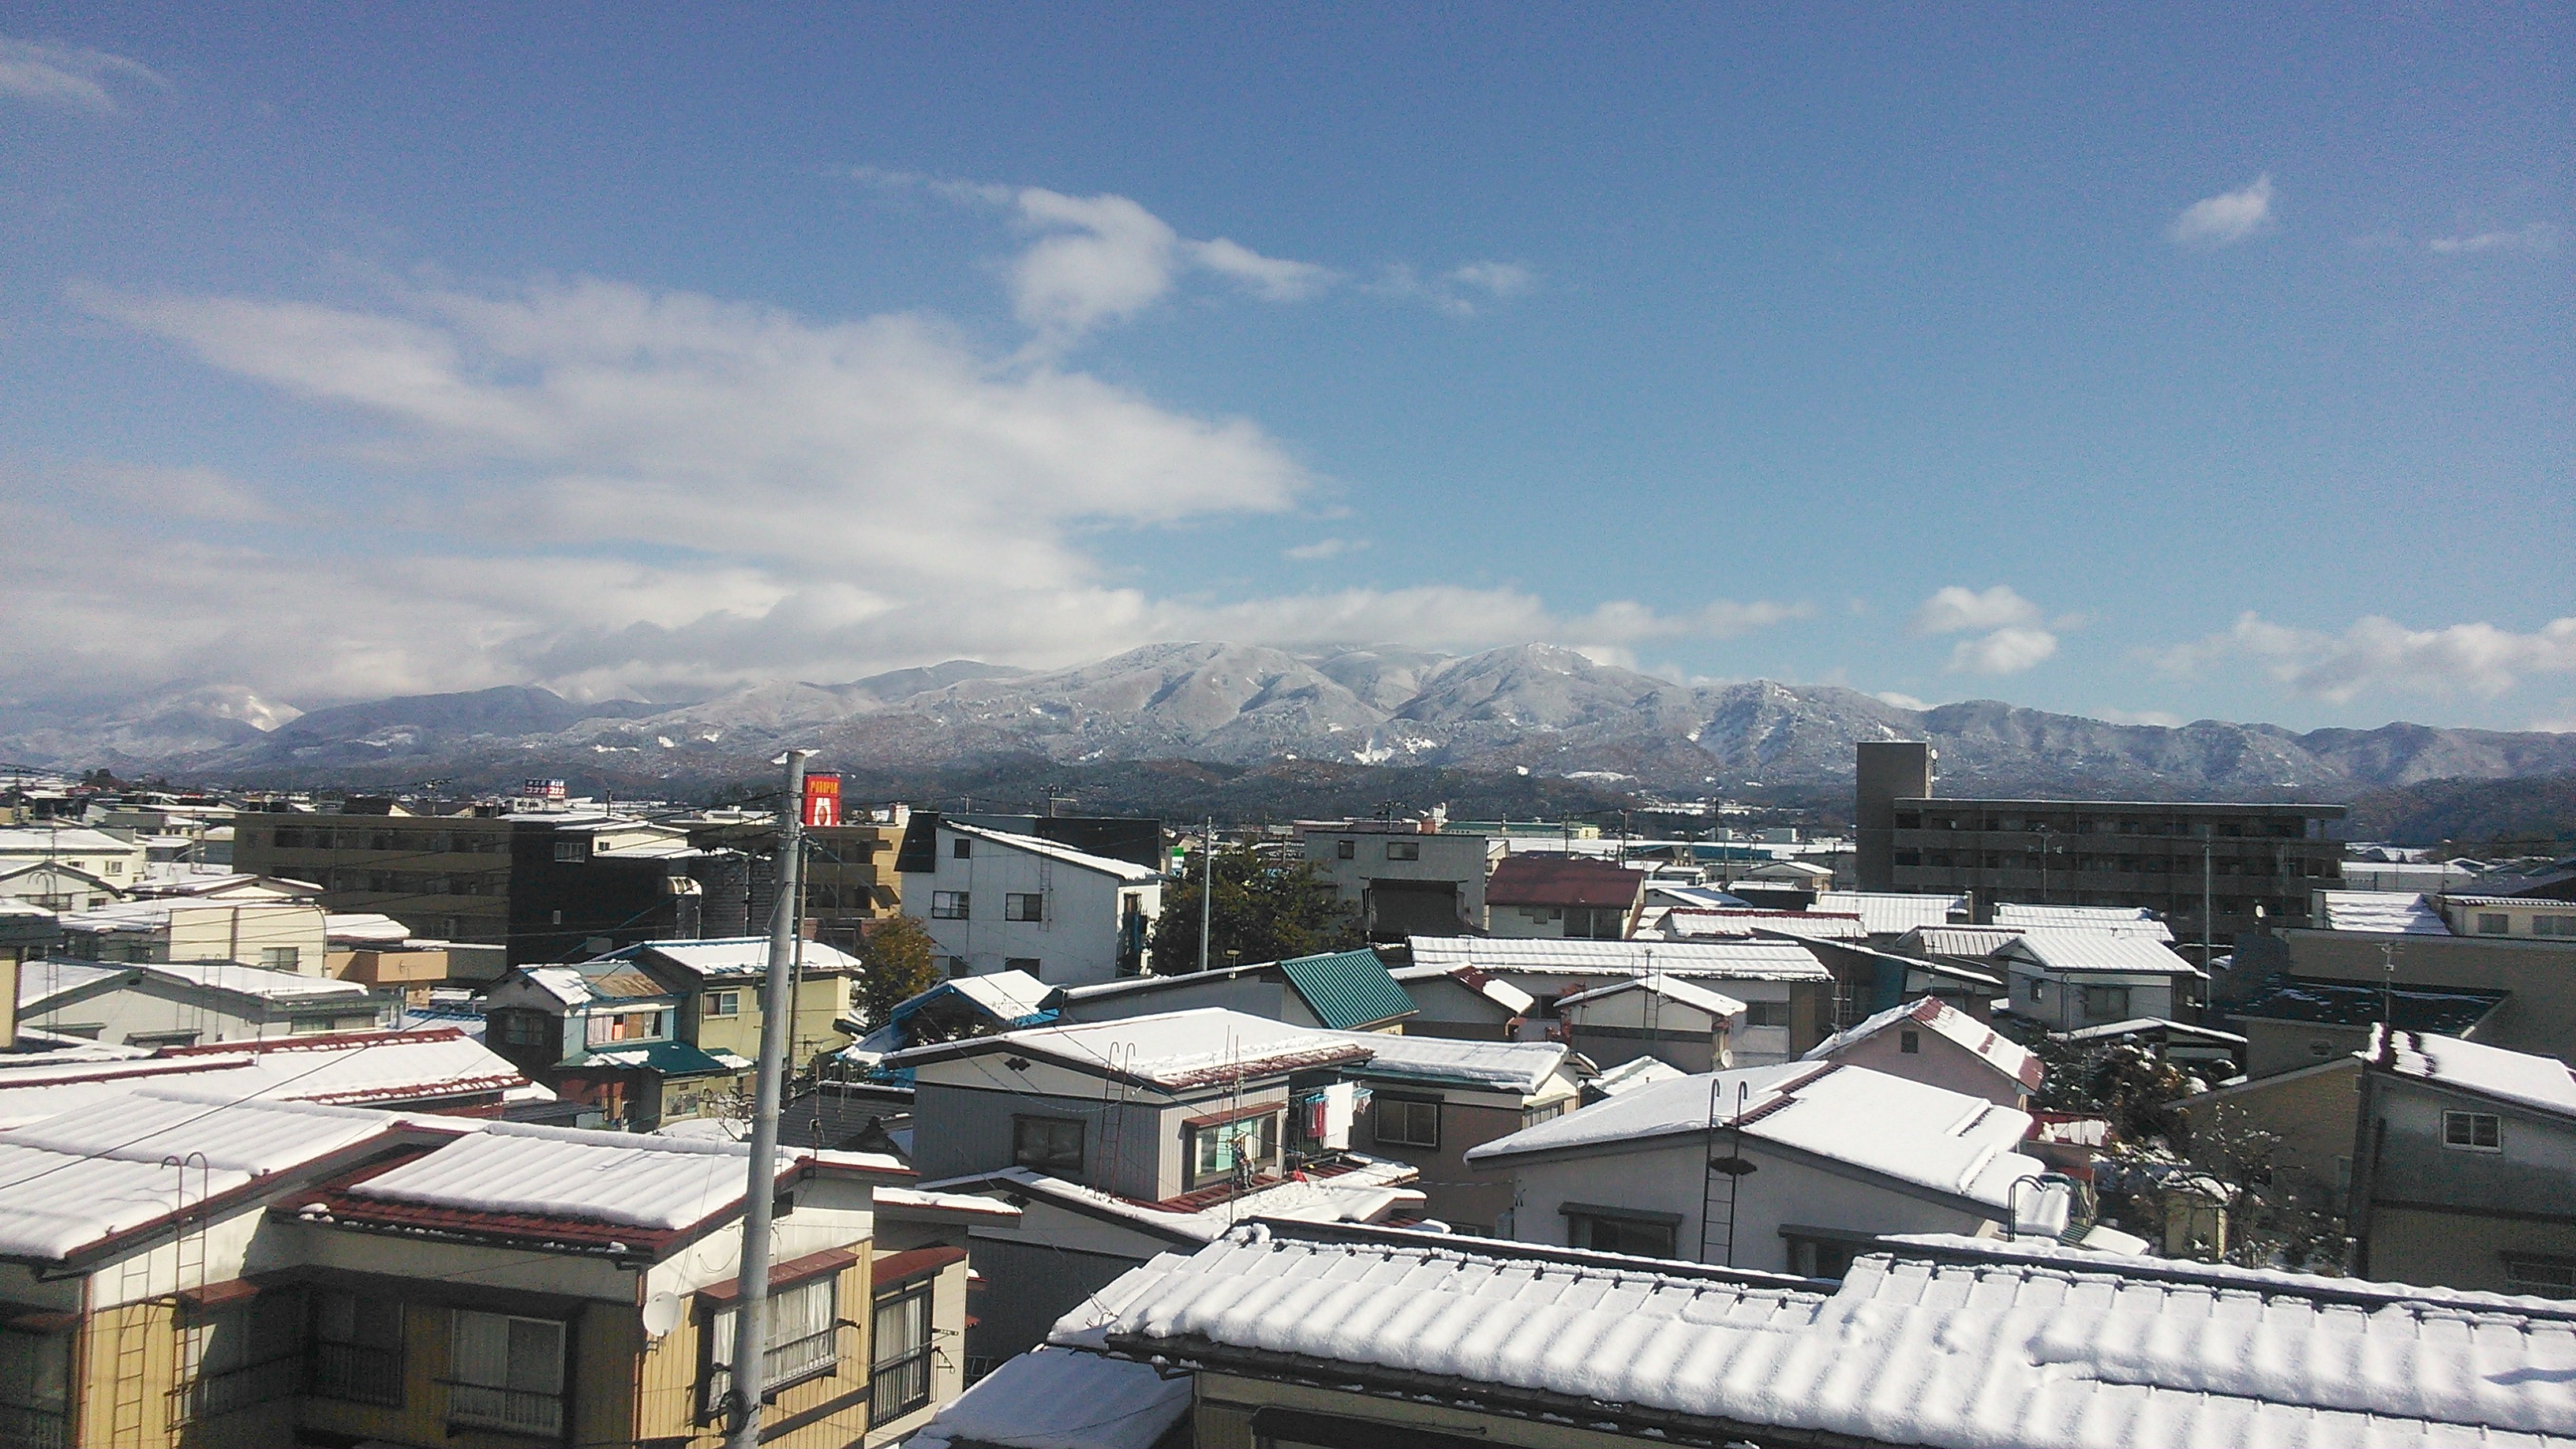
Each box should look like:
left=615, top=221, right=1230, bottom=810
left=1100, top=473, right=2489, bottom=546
left=174, top=1354, right=300, bottom=1421
left=869, top=1348, right=932, bottom=1422
left=448, top=1381, right=566, bottom=1438
left=0, top=1401, right=69, bottom=1449
left=309, top=1340, right=403, bottom=1406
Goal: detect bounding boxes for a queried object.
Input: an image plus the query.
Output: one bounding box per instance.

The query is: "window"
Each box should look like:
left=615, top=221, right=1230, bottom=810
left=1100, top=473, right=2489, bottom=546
left=553, top=838, right=588, bottom=863
left=2503, top=1256, right=2576, bottom=1300
left=0, top=1321, right=72, bottom=1444
left=449, top=1311, right=564, bottom=1436
left=259, top=946, right=300, bottom=971
left=2443, top=1110, right=2502, bottom=1151
left=182, top=1289, right=304, bottom=1413
left=2537, top=915, right=2576, bottom=938
left=705, top=990, right=740, bottom=1017
left=309, top=1290, right=403, bottom=1406
left=1189, top=1111, right=1278, bottom=1187
left=930, top=890, right=970, bottom=919
left=1898, top=1029, right=1921, bottom=1054
left=1563, top=1207, right=1678, bottom=1258
left=2478, top=913, right=2510, bottom=935
left=1336, top=838, right=1355, bottom=859
left=708, top=1275, right=839, bottom=1415
left=103, top=859, right=123, bottom=875
left=2084, top=986, right=2132, bottom=1023
left=1004, top=957, right=1041, bottom=975
left=1385, top=840, right=1421, bottom=861
left=952, top=836, right=972, bottom=859
left=946, top=956, right=970, bottom=979
left=870, top=1279, right=935, bottom=1421
left=1372, top=1096, right=1440, bottom=1148
left=272, top=827, right=307, bottom=848
left=1783, top=1230, right=1866, bottom=1280
left=1520, top=1100, right=1565, bottom=1131
left=1004, top=892, right=1045, bottom=922
left=494, top=1011, right=549, bottom=1047
left=1744, top=1001, right=1792, bottom=1028
left=129, top=1030, right=201, bottom=1050
left=1013, top=1116, right=1085, bottom=1174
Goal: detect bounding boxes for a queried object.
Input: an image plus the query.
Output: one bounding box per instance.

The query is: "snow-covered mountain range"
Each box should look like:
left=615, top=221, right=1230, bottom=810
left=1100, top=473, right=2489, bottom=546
left=10, top=642, right=2575, bottom=799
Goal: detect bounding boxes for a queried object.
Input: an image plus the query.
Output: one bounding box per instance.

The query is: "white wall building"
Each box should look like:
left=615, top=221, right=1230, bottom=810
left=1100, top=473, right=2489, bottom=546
left=901, top=822, right=1163, bottom=986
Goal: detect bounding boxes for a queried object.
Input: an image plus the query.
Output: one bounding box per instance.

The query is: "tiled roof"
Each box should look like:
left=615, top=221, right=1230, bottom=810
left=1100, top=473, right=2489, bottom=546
left=1065, top=1225, right=2576, bottom=1449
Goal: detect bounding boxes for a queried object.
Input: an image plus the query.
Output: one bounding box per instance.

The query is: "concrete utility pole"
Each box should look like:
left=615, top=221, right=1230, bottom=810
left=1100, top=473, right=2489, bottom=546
left=1197, top=816, right=1214, bottom=974
left=725, top=748, right=812, bottom=1449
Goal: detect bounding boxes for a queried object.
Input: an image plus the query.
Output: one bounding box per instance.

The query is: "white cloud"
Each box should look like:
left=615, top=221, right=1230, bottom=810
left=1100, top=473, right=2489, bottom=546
left=2168, top=174, right=2275, bottom=248
left=2153, top=612, right=2576, bottom=703
left=1367, top=261, right=1539, bottom=316
left=1910, top=584, right=2042, bottom=636
left=1946, top=627, right=2059, bottom=676
left=1874, top=691, right=1932, bottom=711
left=1283, top=537, right=1368, bottom=561
left=1447, top=261, right=1533, bottom=298
left=2531, top=702, right=2576, bottom=735
left=0, top=36, right=165, bottom=111
left=2428, top=222, right=2559, bottom=256
left=1189, top=237, right=1335, bottom=301
left=2096, top=707, right=2185, bottom=728
left=8, top=273, right=1802, bottom=706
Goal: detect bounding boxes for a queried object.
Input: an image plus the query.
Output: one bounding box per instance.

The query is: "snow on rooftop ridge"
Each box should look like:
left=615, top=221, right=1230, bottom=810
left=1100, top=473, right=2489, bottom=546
left=942, top=969, right=1058, bottom=1021
left=2379, top=1029, right=2576, bottom=1121
left=1992, top=904, right=2176, bottom=941
left=1336, top=1033, right=1571, bottom=1095
left=1556, top=975, right=1748, bottom=1020
left=1588, top=1054, right=1686, bottom=1098
left=1662, top=908, right=1867, bottom=942
left=1804, top=997, right=2042, bottom=1091
left=2319, top=890, right=2454, bottom=936
left=889, top=1008, right=1372, bottom=1088
left=945, top=822, right=1164, bottom=882
left=2003, top=929, right=2200, bottom=975
left=928, top=1159, right=1422, bottom=1244
left=346, top=1119, right=798, bottom=1230
left=903, top=1344, right=1191, bottom=1449
left=0, top=1030, right=537, bottom=1118
left=1468, top=1061, right=2042, bottom=1208
left=1408, top=935, right=1832, bottom=980
left=1387, top=961, right=1537, bottom=1015
left=611, top=936, right=866, bottom=975
left=1814, top=892, right=1965, bottom=934
left=1072, top=1226, right=2576, bottom=1447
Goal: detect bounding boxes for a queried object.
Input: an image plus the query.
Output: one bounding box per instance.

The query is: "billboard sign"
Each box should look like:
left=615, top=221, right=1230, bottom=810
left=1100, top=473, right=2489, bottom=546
left=801, top=773, right=842, bottom=828
left=522, top=777, right=568, bottom=801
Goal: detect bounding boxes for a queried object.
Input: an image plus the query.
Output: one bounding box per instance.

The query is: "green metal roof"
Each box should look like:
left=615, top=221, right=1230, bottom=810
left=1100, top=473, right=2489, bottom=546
left=1278, top=949, right=1415, bottom=1031
left=576, top=1037, right=739, bottom=1077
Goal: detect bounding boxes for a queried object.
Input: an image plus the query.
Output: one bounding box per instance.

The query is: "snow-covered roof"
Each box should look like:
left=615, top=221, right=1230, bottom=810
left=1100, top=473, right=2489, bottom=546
left=923, top=1158, right=1423, bottom=1245
left=2000, top=930, right=2200, bottom=977
left=1813, top=892, right=1965, bottom=935
left=2057, top=1017, right=2247, bottom=1046
left=1661, top=908, right=1867, bottom=942
left=1803, top=998, right=2042, bottom=1091
left=945, top=822, right=1165, bottom=884
left=2376, top=1029, right=2576, bottom=1121
left=19, top=957, right=375, bottom=1008
left=1387, top=961, right=1537, bottom=1016
left=520, top=964, right=593, bottom=1005
left=2318, top=890, right=2454, bottom=935
left=0, top=1028, right=540, bottom=1124
left=346, top=1121, right=793, bottom=1231
left=1065, top=1225, right=2576, bottom=1449
left=324, top=912, right=414, bottom=945
left=941, top=969, right=1058, bottom=1024
left=1409, top=936, right=1831, bottom=982
left=605, top=936, right=866, bottom=979
left=1586, top=1054, right=1686, bottom=1098
left=1903, top=924, right=2027, bottom=958
left=1992, top=904, right=2176, bottom=942
left=15, top=958, right=123, bottom=1009
left=0, top=826, right=139, bottom=856
left=1556, top=975, right=1748, bottom=1022
left=0, top=1090, right=402, bottom=1260
left=886, top=1008, right=1375, bottom=1091
left=1467, top=1061, right=2041, bottom=1211
left=903, top=1345, right=1190, bottom=1449
left=1335, top=1033, right=1572, bottom=1096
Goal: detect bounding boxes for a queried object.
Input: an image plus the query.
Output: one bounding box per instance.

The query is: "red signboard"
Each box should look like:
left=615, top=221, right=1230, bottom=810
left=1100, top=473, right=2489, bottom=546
left=801, top=773, right=842, bottom=828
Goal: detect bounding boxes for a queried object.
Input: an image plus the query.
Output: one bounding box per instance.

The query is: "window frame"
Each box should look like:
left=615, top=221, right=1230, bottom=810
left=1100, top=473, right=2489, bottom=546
left=1002, top=892, right=1046, bottom=923
left=1385, top=840, right=1421, bottom=861
left=2503, top=1254, right=2576, bottom=1300
left=1562, top=1206, right=1679, bottom=1258
left=1187, top=1110, right=1279, bottom=1189
left=2443, top=1110, right=2502, bottom=1151
left=1898, top=1029, right=1921, bottom=1054
left=1011, top=1115, right=1086, bottom=1174
left=705, top=990, right=740, bottom=1018
left=447, top=1309, right=567, bottom=1437
left=1371, top=1095, right=1440, bottom=1149
left=869, top=1277, right=937, bottom=1422
left=929, top=890, right=970, bottom=920
left=308, top=1289, right=405, bottom=1408
left=704, top=1273, right=840, bottom=1420
left=1743, top=1000, right=1792, bottom=1029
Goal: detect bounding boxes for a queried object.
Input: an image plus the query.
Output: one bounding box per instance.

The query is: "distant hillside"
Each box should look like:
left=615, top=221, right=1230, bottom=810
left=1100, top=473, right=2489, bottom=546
left=2346, top=773, right=2576, bottom=850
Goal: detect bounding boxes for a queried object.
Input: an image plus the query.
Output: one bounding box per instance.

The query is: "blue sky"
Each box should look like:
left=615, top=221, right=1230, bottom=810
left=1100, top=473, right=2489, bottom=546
left=1, top=6, right=2567, bottom=732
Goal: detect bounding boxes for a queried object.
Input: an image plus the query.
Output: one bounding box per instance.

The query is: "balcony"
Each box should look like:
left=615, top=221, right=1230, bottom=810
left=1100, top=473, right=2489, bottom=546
left=448, top=1381, right=566, bottom=1438
left=309, top=1340, right=403, bottom=1406
left=0, top=1402, right=68, bottom=1449
left=174, top=1354, right=299, bottom=1421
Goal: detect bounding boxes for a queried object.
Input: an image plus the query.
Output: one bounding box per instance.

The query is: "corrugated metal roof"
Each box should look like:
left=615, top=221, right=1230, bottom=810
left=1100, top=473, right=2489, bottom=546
left=1814, top=892, right=1964, bottom=935
left=1277, top=949, right=1415, bottom=1030
left=2319, top=890, right=2453, bottom=935
left=2001, top=929, right=2199, bottom=975
left=1485, top=856, right=1647, bottom=908
left=1410, top=935, right=1833, bottom=982
left=1992, top=904, right=2175, bottom=942
left=577, top=1038, right=738, bottom=1076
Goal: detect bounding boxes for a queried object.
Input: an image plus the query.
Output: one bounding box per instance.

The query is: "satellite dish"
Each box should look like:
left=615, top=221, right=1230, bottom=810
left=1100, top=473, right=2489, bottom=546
left=642, top=1292, right=683, bottom=1340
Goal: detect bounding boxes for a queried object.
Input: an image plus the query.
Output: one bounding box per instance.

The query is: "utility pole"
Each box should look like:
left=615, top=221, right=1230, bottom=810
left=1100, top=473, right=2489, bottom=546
left=725, top=748, right=812, bottom=1449
left=1197, top=816, right=1214, bottom=974
left=2202, top=831, right=2216, bottom=970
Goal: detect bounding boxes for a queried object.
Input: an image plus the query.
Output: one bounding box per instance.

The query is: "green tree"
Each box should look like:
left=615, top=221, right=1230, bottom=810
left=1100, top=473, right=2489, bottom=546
left=1148, top=845, right=1363, bottom=972
left=858, top=914, right=944, bottom=1025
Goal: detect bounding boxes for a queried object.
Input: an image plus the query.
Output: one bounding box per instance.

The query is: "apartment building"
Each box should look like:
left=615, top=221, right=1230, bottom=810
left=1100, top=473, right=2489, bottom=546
left=897, top=821, right=1163, bottom=985
left=1853, top=741, right=2346, bottom=957
left=1297, top=819, right=1494, bottom=941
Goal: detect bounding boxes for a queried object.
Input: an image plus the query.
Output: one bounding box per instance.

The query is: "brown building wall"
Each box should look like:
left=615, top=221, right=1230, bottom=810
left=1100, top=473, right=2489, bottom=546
left=2275, top=932, right=2576, bottom=1065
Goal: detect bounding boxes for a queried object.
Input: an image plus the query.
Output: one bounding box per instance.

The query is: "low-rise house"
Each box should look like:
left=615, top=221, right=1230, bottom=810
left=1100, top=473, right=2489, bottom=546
left=2054, top=1016, right=2248, bottom=1077
left=1335, top=1034, right=1584, bottom=1235
left=481, top=959, right=740, bottom=1130
left=2436, top=893, right=2576, bottom=941
left=1801, top=996, right=2042, bottom=1108
left=1047, top=1222, right=2576, bottom=1449
left=1799, top=934, right=2008, bottom=1028
left=2173, top=1054, right=2366, bottom=1213
left=1407, top=936, right=1837, bottom=1061
left=54, top=897, right=331, bottom=974
left=1482, top=856, right=1646, bottom=939
left=1555, top=975, right=1746, bottom=1073
left=17, top=958, right=391, bottom=1048
left=1812, top=889, right=1965, bottom=941
left=0, top=825, right=147, bottom=904
left=1657, top=907, right=1867, bottom=944
left=884, top=1009, right=1421, bottom=1367
left=1465, top=1059, right=2051, bottom=1276
left=0, top=860, right=124, bottom=913
left=589, top=936, right=864, bottom=1071
left=848, top=968, right=1058, bottom=1057
left=2231, top=972, right=2507, bottom=1080
left=897, top=821, right=1164, bottom=984
left=1298, top=819, right=1492, bottom=940
left=2349, top=1028, right=2576, bottom=1297
left=1046, top=948, right=1416, bottom=1034
left=1997, top=928, right=2203, bottom=1030
left=0, top=1085, right=986, bottom=1448
left=2316, top=889, right=2454, bottom=935
left=1385, top=959, right=1537, bottom=1040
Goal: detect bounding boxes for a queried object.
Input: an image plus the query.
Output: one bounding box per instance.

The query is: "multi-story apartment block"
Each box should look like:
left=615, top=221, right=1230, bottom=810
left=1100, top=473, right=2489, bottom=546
left=1854, top=742, right=2346, bottom=958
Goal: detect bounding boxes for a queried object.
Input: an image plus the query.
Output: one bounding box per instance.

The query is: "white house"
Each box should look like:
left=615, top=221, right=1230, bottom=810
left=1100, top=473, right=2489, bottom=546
left=0, top=826, right=148, bottom=899
left=1556, top=976, right=1747, bottom=1074
left=1997, top=928, right=2202, bottom=1031
left=900, top=822, right=1163, bottom=986
left=1464, top=1059, right=2051, bottom=1277
left=1407, top=936, right=1836, bottom=1064
left=1802, top=995, right=2042, bottom=1109
left=16, top=958, right=391, bottom=1048
left=53, top=897, right=332, bottom=973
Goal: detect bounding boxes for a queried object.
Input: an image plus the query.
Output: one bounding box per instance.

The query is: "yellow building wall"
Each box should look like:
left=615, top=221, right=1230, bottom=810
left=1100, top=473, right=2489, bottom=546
left=691, top=974, right=853, bottom=1071
left=77, top=1298, right=181, bottom=1449
left=294, top=1297, right=640, bottom=1449
left=636, top=1255, right=876, bottom=1448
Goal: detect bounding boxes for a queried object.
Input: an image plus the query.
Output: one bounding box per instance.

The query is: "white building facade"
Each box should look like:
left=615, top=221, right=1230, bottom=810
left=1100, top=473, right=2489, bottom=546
left=902, top=822, right=1163, bottom=986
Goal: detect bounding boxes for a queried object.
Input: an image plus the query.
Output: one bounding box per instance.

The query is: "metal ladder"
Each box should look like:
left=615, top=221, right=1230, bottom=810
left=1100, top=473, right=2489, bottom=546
left=1699, top=1080, right=1754, bottom=1266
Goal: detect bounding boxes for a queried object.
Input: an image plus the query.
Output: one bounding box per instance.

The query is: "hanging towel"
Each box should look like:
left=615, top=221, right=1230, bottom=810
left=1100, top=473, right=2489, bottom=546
left=1318, top=1080, right=1359, bottom=1151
